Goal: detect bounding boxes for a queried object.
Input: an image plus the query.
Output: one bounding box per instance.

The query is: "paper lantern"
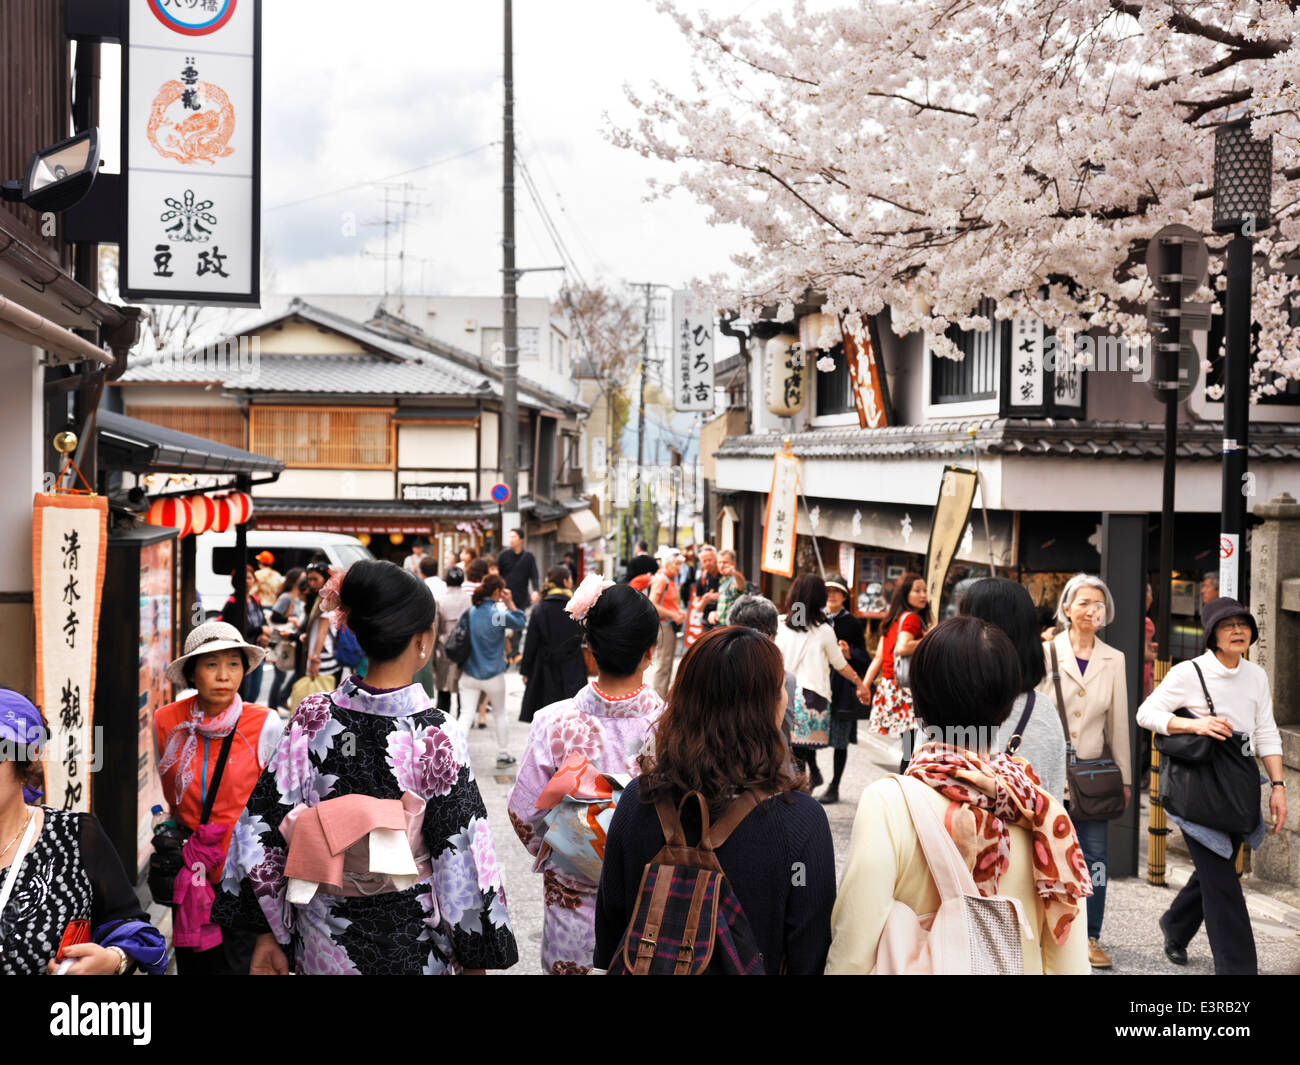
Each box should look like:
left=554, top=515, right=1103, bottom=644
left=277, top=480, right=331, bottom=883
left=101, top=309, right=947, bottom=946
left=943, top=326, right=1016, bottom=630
left=389, top=533, right=405, bottom=545
left=798, top=312, right=840, bottom=352
left=356, top=532, right=371, bottom=547
left=227, top=491, right=254, bottom=526
left=209, top=496, right=232, bottom=534
left=188, top=495, right=216, bottom=536
left=764, top=334, right=806, bottom=416
left=146, top=496, right=192, bottom=538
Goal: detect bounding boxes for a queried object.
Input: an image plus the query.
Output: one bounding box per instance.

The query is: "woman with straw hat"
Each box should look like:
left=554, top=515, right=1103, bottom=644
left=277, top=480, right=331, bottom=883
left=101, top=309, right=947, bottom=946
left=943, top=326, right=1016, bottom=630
left=155, top=620, right=283, bottom=974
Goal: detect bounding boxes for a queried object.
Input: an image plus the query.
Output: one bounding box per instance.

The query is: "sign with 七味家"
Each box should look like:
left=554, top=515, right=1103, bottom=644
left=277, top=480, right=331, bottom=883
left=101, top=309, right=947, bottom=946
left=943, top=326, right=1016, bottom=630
left=672, top=290, right=715, bottom=412
left=122, top=0, right=261, bottom=305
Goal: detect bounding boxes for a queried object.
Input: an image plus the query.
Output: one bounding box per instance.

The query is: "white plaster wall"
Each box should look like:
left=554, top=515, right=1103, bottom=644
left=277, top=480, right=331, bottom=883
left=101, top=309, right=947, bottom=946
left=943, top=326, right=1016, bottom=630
left=397, top=424, right=476, bottom=469
left=0, top=334, right=43, bottom=591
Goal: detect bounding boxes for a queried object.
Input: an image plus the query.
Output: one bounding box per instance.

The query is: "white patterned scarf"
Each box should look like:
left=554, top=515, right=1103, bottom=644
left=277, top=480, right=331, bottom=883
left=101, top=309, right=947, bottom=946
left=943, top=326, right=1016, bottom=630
left=157, top=696, right=244, bottom=807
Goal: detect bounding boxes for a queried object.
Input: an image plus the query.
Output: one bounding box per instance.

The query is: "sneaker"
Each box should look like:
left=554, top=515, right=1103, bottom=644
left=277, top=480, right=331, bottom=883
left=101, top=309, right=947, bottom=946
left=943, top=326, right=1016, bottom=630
left=496, top=754, right=517, bottom=767
left=1087, top=938, right=1112, bottom=968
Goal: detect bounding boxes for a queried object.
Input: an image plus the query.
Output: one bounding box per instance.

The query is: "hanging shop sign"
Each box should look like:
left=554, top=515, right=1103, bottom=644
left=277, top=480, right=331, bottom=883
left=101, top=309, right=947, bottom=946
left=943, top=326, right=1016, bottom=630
left=998, top=316, right=1087, bottom=418
left=842, top=316, right=894, bottom=429
left=122, top=0, right=261, bottom=305
left=761, top=450, right=801, bottom=577
left=672, top=290, right=715, bottom=412
left=764, top=334, right=806, bottom=416
left=32, top=494, right=108, bottom=812
left=922, top=466, right=979, bottom=616
left=401, top=482, right=473, bottom=504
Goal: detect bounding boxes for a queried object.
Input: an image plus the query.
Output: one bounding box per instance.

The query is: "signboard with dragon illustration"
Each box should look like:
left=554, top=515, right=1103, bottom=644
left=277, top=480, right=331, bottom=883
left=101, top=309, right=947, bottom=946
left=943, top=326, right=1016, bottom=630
left=122, top=0, right=261, bottom=305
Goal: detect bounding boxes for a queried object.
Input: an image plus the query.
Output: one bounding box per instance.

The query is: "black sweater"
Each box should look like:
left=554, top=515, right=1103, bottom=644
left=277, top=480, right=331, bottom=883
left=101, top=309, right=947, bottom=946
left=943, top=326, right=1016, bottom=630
left=593, top=778, right=835, bottom=974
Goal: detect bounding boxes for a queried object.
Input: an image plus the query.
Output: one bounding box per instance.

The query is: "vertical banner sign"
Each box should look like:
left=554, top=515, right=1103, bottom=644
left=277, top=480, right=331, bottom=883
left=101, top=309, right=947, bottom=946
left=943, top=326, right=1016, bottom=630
left=138, top=539, right=173, bottom=871
left=1010, top=318, right=1045, bottom=408
left=122, top=0, right=261, bottom=304
left=1053, top=333, right=1084, bottom=413
left=672, top=290, right=715, bottom=411
left=842, top=327, right=891, bottom=429
left=922, top=467, right=979, bottom=616
left=32, top=495, right=108, bottom=812
left=761, top=451, right=801, bottom=577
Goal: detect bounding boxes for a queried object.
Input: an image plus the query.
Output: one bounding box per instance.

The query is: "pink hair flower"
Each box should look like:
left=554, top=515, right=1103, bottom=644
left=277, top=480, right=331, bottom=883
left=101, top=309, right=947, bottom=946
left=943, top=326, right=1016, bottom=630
left=566, top=572, right=613, bottom=622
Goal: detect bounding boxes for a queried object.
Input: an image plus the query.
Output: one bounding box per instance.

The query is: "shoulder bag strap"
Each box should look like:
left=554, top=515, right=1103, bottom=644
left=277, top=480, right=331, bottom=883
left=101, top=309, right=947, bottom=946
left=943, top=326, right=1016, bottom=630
left=1049, top=643, right=1071, bottom=748
left=0, top=812, right=39, bottom=921
left=1005, top=692, right=1036, bottom=755
left=199, top=727, right=239, bottom=826
left=1190, top=661, right=1216, bottom=716
left=892, top=776, right=978, bottom=900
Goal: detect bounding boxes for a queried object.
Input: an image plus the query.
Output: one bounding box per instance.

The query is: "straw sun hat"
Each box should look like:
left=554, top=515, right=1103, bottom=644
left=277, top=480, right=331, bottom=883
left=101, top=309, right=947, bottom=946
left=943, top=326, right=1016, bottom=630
left=165, top=620, right=267, bottom=688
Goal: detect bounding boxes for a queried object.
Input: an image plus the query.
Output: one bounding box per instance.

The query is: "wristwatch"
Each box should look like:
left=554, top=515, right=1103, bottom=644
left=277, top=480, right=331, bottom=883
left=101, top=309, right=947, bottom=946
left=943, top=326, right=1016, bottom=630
left=1271, top=781, right=1286, bottom=789
left=108, top=945, right=130, bottom=975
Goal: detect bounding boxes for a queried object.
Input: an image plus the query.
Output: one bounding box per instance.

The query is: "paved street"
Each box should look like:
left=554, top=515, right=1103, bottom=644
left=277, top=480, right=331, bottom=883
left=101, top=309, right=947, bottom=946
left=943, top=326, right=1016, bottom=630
left=469, top=665, right=1300, bottom=976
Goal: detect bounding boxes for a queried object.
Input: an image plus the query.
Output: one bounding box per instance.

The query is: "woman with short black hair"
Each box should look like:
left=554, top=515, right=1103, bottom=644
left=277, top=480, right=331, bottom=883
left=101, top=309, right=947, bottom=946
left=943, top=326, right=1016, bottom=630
left=828, top=617, right=1090, bottom=974
left=518, top=565, right=587, bottom=724
left=213, top=559, right=519, bottom=975
left=593, top=626, right=836, bottom=974
left=960, top=578, right=1066, bottom=801
left=508, top=577, right=665, bottom=973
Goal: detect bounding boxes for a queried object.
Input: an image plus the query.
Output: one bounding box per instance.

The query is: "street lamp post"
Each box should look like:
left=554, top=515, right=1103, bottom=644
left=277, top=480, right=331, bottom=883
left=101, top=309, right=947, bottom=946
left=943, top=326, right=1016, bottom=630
left=1212, top=121, right=1273, bottom=604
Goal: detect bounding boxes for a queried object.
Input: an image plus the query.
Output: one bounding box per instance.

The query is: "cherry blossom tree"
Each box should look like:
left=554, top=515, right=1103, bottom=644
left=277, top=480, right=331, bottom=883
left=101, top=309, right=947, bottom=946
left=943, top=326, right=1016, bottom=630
left=617, top=0, right=1300, bottom=396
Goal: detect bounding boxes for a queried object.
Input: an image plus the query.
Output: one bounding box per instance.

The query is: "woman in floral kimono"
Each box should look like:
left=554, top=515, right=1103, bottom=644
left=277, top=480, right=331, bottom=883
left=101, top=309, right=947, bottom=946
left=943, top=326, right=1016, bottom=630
left=212, top=560, right=518, bottom=975
left=507, top=578, right=663, bottom=974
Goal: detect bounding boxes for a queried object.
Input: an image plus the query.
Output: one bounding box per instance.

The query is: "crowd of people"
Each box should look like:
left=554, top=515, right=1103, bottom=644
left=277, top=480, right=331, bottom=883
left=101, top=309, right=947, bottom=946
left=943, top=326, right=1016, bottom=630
left=0, top=530, right=1286, bottom=975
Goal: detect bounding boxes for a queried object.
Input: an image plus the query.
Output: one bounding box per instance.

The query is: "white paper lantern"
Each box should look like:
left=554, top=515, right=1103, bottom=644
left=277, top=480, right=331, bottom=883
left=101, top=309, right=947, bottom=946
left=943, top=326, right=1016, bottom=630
left=798, top=312, right=840, bottom=352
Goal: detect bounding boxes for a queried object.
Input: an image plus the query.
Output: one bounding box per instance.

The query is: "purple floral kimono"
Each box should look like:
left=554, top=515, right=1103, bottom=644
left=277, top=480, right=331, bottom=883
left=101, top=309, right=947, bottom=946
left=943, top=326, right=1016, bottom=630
left=212, top=677, right=518, bottom=974
left=507, top=682, right=664, bottom=974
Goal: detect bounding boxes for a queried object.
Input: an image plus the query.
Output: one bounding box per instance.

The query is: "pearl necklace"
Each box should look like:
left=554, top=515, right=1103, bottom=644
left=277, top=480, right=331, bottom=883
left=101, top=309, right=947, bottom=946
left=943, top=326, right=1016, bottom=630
left=0, top=807, right=33, bottom=862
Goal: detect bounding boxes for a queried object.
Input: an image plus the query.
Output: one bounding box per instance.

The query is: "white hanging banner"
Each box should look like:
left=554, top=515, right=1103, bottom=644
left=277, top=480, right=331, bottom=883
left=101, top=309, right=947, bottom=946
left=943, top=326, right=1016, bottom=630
left=32, top=494, right=108, bottom=812
left=122, top=0, right=261, bottom=305
left=1009, top=318, right=1045, bottom=408
left=761, top=451, right=800, bottom=577
left=672, top=290, right=715, bottom=411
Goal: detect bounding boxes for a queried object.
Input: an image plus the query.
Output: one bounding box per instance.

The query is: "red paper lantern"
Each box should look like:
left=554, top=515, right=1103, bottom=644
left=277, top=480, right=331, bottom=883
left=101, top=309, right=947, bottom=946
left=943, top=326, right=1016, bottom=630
left=227, top=491, right=253, bottom=526
left=209, top=497, right=232, bottom=534
left=188, top=495, right=216, bottom=536
left=146, top=496, right=192, bottom=538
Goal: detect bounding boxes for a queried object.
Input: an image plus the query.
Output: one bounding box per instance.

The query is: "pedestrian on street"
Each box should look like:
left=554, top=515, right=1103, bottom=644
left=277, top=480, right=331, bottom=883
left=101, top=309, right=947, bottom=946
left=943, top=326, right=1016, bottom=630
left=776, top=573, right=871, bottom=790
left=251, top=551, right=282, bottom=607
left=826, top=617, right=1091, bottom=974
left=625, top=539, right=657, bottom=583
left=402, top=540, right=426, bottom=575
left=818, top=576, right=870, bottom=805
left=646, top=546, right=685, bottom=699
left=864, top=571, right=930, bottom=771
left=508, top=579, right=664, bottom=973
left=690, top=544, right=723, bottom=633
left=593, top=626, right=836, bottom=975
left=960, top=577, right=1067, bottom=802
left=266, top=567, right=306, bottom=711
left=709, top=548, right=747, bottom=626
left=459, top=545, right=477, bottom=572
left=1038, top=573, right=1130, bottom=970
left=213, top=560, right=519, bottom=975
left=498, top=528, right=540, bottom=667
left=459, top=574, right=528, bottom=767
left=0, top=690, right=168, bottom=976
left=155, top=621, right=283, bottom=974
left=430, top=565, right=470, bottom=714
left=220, top=565, right=273, bottom=703
left=1137, top=598, right=1287, bottom=975
left=301, top=561, right=338, bottom=686
left=418, top=554, right=447, bottom=601
left=727, top=593, right=798, bottom=761
left=519, top=566, right=588, bottom=724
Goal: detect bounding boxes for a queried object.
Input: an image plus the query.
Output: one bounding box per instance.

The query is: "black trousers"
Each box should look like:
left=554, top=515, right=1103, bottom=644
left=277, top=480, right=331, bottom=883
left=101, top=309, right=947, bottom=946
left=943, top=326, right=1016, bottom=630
left=1162, top=833, right=1258, bottom=975
left=174, top=925, right=260, bottom=975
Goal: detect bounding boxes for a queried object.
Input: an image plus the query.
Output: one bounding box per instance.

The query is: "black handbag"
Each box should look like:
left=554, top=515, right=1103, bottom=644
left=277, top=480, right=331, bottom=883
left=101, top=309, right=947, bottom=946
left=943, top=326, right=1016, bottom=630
left=147, top=727, right=236, bottom=907
left=444, top=613, right=472, bottom=666
left=1050, top=643, right=1126, bottom=821
left=1155, top=662, right=1262, bottom=835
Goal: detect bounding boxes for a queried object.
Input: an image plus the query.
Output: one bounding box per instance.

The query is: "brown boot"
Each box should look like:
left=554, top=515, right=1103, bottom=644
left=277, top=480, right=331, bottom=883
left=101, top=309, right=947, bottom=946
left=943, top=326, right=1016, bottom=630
left=1087, top=938, right=1112, bottom=968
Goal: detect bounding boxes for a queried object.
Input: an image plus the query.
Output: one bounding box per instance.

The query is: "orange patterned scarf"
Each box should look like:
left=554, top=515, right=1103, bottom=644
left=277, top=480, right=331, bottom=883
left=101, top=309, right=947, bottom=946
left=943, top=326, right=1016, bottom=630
left=906, top=742, right=1092, bottom=945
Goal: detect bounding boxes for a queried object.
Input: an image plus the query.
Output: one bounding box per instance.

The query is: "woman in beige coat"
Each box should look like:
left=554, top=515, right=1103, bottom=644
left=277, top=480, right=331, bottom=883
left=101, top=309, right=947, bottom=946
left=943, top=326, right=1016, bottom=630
left=1037, top=573, right=1130, bottom=970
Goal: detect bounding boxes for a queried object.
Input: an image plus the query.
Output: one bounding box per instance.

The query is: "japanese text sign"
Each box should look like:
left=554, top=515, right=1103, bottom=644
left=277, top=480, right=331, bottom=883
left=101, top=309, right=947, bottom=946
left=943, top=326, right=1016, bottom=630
left=761, top=451, right=800, bottom=578
left=672, top=290, right=715, bottom=412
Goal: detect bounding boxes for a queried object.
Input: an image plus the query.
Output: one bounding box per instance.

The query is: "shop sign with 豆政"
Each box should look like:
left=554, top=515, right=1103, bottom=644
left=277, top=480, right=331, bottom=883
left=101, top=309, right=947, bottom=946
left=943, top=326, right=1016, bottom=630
left=122, top=0, right=261, bottom=305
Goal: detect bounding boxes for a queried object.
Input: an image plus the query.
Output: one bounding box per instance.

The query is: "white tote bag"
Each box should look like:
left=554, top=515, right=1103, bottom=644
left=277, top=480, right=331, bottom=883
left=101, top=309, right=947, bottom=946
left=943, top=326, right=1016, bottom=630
left=872, top=775, right=1030, bottom=975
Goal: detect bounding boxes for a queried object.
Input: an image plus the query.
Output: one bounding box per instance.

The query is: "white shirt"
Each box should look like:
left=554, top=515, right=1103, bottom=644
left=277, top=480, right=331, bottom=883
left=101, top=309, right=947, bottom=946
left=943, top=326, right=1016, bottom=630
left=403, top=553, right=423, bottom=574
left=1136, top=651, right=1282, bottom=758
left=424, top=575, right=447, bottom=601
left=775, top=620, right=847, bottom=701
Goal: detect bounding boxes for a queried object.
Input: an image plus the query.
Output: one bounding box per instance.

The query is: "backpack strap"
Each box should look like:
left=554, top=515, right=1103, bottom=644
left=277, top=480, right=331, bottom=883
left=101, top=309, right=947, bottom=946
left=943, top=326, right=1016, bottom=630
left=706, top=791, right=763, bottom=849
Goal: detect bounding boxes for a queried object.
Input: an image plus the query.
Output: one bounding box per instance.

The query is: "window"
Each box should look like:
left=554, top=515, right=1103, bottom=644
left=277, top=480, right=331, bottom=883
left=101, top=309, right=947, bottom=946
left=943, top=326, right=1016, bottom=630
left=124, top=405, right=245, bottom=449
left=814, top=345, right=855, bottom=416
left=931, top=298, right=1000, bottom=405
left=249, top=406, right=393, bottom=468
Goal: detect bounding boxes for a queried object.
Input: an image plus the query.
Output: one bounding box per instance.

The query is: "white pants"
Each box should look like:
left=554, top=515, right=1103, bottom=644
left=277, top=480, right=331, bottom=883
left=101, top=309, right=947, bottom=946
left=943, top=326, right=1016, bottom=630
left=458, top=672, right=510, bottom=758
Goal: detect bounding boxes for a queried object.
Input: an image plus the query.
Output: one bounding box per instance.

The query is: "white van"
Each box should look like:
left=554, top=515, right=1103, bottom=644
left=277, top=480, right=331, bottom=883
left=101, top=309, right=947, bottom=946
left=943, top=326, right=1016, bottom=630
left=196, top=530, right=375, bottom=618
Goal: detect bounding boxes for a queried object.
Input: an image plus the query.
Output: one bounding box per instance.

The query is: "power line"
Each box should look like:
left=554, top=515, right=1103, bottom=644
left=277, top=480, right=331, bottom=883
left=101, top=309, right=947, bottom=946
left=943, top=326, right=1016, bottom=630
left=517, top=123, right=603, bottom=272
left=514, top=148, right=587, bottom=288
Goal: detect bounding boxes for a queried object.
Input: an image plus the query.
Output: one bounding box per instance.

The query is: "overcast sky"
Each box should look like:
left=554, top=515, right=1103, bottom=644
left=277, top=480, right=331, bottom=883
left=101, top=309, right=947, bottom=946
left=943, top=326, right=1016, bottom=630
left=104, top=1, right=788, bottom=308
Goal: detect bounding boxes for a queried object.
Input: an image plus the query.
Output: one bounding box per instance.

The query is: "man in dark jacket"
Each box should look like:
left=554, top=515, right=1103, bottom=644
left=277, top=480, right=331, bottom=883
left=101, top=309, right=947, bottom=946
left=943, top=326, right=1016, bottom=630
left=625, top=540, right=657, bottom=583
left=519, top=566, right=587, bottom=722
left=497, top=528, right=540, bottom=606
left=821, top=576, right=869, bottom=805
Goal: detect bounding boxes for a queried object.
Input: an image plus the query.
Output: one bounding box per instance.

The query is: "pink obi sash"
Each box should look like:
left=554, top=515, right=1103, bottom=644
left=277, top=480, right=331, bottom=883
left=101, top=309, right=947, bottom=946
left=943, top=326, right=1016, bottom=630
left=280, top=791, right=430, bottom=903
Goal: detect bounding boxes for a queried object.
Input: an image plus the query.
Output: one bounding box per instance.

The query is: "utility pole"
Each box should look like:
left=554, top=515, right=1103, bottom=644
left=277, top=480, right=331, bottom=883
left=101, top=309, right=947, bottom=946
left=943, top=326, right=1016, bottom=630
left=500, top=0, right=519, bottom=517
left=634, top=281, right=652, bottom=545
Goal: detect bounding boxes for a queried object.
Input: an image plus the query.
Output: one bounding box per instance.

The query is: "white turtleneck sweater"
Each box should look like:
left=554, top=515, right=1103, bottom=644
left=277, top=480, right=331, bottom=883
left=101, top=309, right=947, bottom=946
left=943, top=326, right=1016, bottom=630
left=1136, top=651, right=1282, bottom=759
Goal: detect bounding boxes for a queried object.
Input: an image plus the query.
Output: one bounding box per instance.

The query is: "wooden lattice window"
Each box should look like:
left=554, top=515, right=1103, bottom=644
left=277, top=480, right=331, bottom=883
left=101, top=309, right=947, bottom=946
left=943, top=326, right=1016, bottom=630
left=124, top=405, right=246, bottom=449
left=249, top=406, right=394, bottom=468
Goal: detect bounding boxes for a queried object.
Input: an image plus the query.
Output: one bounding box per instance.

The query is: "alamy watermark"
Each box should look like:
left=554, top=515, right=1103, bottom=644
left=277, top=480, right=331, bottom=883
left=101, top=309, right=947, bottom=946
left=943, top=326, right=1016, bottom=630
left=145, top=336, right=260, bottom=381
left=1042, top=332, right=1154, bottom=384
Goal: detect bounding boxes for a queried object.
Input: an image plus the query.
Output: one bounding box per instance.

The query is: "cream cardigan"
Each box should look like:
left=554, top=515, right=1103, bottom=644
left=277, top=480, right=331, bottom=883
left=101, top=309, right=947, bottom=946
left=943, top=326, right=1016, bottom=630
left=826, top=776, right=1089, bottom=974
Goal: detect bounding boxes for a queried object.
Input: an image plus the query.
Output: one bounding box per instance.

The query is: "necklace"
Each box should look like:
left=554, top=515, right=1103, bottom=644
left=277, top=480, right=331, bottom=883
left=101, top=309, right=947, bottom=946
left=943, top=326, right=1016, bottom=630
left=0, top=808, right=33, bottom=862
left=592, top=680, right=644, bottom=702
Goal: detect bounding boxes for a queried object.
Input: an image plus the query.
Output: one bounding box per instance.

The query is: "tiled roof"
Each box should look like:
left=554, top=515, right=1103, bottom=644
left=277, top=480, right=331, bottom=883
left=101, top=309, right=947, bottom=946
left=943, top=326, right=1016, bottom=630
left=97, top=410, right=284, bottom=474
left=714, top=418, right=1300, bottom=462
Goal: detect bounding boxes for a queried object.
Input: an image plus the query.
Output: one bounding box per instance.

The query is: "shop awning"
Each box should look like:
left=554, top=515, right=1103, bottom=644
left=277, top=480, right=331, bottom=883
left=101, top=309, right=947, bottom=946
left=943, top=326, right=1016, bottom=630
left=97, top=410, right=284, bottom=476
left=557, top=507, right=601, bottom=543
left=252, top=496, right=500, bottom=536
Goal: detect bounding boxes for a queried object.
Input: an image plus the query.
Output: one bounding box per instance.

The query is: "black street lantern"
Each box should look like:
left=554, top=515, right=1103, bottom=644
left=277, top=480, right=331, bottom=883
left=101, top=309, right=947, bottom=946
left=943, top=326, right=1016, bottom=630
left=1212, top=119, right=1273, bottom=603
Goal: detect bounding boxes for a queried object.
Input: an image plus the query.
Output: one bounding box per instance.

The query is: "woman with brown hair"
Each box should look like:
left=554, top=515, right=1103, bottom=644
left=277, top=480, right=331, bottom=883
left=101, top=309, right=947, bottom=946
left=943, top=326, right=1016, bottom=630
left=593, top=626, right=836, bottom=974
left=458, top=573, right=527, bottom=766
left=864, top=571, right=931, bottom=771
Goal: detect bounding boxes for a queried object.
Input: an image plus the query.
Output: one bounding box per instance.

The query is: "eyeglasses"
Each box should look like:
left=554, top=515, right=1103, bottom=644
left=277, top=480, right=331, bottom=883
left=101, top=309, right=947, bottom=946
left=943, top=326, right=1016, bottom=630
left=1218, top=618, right=1251, bottom=632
